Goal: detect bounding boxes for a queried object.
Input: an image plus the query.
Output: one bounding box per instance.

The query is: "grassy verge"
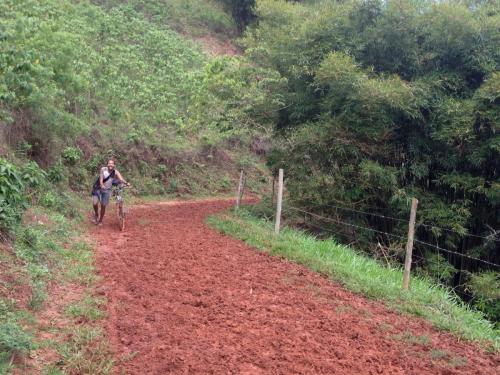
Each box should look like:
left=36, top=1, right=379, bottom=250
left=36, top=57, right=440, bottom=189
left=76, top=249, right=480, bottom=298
left=207, top=208, right=500, bottom=351
left=0, top=193, right=113, bottom=374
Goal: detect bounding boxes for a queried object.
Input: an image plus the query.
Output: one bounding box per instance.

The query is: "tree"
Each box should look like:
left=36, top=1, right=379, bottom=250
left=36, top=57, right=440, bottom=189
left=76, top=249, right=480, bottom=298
left=246, top=0, right=500, bottom=320
left=224, top=0, right=256, bottom=32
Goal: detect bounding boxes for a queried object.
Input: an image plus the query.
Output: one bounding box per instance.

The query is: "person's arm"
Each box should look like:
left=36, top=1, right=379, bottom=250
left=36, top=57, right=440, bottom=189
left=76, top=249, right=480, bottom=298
left=115, top=170, right=128, bottom=185
left=99, top=168, right=105, bottom=189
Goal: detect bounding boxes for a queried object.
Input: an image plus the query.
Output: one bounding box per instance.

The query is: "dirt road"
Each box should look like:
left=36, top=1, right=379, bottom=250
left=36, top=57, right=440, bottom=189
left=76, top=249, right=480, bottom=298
left=94, top=199, right=498, bottom=374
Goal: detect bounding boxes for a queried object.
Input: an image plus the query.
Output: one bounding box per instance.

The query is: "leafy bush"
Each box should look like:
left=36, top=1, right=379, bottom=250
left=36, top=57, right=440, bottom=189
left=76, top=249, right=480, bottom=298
left=16, top=142, right=32, bottom=158
left=68, top=166, right=88, bottom=191
left=126, top=130, right=141, bottom=144
left=467, top=272, right=500, bottom=326
left=47, top=162, right=65, bottom=183
left=19, top=161, right=48, bottom=206
left=39, top=191, right=59, bottom=209
left=103, top=0, right=236, bottom=36
left=20, top=161, right=47, bottom=190
left=138, top=177, right=166, bottom=196
left=28, top=279, right=48, bottom=311
left=0, top=320, right=33, bottom=354
left=85, top=155, right=102, bottom=173
left=245, top=196, right=275, bottom=220
left=61, top=147, right=83, bottom=166
left=15, top=227, right=44, bottom=263
left=421, top=253, right=457, bottom=285
left=220, top=175, right=231, bottom=189
left=166, top=178, right=178, bottom=193
left=191, top=56, right=286, bottom=136
left=0, top=159, right=25, bottom=233
left=154, top=164, right=167, bottom=179
left=0, top=204, right=20, bottom=235
left=237, top=156, right=253, bottom=171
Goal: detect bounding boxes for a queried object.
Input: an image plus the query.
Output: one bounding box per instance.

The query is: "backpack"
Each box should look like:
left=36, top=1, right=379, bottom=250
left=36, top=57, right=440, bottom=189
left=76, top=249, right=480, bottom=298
left=91, top=169, right=116, bottom=195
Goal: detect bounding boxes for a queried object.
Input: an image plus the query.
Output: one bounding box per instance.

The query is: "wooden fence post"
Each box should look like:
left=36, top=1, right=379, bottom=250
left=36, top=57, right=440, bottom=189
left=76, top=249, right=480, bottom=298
left=240, top=171, right=246, bottom=203
left=274, top=169, right=284, bottom=235
left=271, top=175, right=276, bottom=207
left=235, top=170, right=244, bottom=209
left=402, top=197, right=418, bottom=290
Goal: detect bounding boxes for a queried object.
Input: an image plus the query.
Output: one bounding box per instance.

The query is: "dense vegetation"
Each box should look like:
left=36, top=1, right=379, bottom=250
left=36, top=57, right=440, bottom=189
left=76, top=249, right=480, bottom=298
left=1, top=0, right=499, bottom=367
left=95, top=0, right=237, bottom=37
left=222, top=0, right=256, bottom=31
left=240, top=0, right=499, bottom=324
left=0, top=0, right=281, bottom=210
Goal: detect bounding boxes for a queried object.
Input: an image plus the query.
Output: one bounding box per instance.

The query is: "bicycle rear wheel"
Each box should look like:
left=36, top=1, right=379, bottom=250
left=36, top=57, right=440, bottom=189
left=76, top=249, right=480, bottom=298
left=117, top=203, right=125, bottom=231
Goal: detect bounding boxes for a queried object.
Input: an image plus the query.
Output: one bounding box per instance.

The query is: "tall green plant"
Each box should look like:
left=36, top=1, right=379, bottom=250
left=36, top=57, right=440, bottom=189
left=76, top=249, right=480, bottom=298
left=0, top=159, right=25, bottom=233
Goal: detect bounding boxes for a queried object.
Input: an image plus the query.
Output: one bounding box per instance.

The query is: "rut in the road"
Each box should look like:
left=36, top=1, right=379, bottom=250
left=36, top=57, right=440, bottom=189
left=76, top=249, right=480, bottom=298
left=94, top=200, right=499, bottom=374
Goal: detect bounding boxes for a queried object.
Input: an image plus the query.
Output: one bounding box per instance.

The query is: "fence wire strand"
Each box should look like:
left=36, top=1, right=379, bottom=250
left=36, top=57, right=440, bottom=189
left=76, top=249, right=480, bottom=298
left=413, top=239, right=500, bottom=269
left=301, top=219, right=351, bottom=241
left=297, top=201, right=500, bottom=243
left=418, top=222, right=500, bottom=243
left=287, top=206, right=409, bottom=242
left=304, top=202, right=409, bottom=223
left=294, top=217, right=463, bottom=271
left=284, top=205, right=500, bottom=269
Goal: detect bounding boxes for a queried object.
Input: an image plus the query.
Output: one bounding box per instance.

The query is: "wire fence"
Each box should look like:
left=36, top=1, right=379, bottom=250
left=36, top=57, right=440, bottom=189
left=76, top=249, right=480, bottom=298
left=233, top=168, right=499, bottom=294
left=301, top=200, right=500, bottom=243
left=236, top=169, right=500, bottom=302
left=284, top=205, right=500, bottom=270
left=418, top=222, right=500, bottom=243
left=303, top=201, right=409, bottom=224
left=279, top=208, right=499, bottom=303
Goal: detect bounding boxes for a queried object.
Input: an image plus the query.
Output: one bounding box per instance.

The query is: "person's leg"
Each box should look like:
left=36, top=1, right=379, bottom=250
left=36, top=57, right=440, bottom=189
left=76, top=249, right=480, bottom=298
left=92, top=195, right=99, bottom=223
left=98, top=204, right=106, bottom=224
left=97, top=190, right=111, bottom=224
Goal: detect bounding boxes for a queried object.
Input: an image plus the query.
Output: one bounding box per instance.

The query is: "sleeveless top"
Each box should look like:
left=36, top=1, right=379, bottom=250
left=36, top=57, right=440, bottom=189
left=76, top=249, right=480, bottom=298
left=101, top=167, right=116, bottom=190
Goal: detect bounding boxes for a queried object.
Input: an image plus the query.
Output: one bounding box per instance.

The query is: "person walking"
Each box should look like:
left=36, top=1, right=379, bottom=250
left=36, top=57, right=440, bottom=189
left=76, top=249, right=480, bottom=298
left=91, top=159, right=128, bottom=225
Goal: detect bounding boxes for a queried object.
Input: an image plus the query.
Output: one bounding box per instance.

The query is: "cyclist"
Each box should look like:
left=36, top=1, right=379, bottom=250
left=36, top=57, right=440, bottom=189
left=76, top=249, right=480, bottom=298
left=91, top=159, right=128, bottom=225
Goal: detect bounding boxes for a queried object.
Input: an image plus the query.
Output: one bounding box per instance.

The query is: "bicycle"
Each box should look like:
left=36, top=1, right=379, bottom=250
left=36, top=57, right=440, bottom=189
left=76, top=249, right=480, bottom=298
left=113, top=183, right=130, bottom=231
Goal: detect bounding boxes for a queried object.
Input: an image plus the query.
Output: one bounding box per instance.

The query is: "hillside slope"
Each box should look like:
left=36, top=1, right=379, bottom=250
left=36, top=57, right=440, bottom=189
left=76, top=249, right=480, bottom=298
left=0, top=0, right=279, bottom=196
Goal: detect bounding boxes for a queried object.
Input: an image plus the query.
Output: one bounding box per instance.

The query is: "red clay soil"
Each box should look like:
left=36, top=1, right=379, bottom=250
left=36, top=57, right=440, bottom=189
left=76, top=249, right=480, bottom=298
left=94, top=200, right=499, bottom=374
left=193, top=35, right=241, bottom=57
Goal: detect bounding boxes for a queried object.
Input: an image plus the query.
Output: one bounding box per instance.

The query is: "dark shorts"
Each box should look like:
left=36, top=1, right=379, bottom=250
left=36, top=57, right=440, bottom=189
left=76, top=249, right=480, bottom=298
left=92, top=189, right=111, bottom=206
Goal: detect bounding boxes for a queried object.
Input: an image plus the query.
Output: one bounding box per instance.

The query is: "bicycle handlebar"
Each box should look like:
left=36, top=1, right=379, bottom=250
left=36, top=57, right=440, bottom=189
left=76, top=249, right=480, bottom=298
left=98, top=184, right=130, bottom=192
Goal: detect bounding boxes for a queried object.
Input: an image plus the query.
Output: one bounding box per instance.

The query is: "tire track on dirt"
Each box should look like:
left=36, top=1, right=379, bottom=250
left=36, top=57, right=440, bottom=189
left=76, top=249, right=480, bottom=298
left=94, top=199, right=499, bottom=374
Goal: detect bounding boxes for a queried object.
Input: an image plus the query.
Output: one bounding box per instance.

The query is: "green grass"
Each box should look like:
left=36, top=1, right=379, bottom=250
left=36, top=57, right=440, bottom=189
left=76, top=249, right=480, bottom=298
left=207, top=208, right=500, bottom=351
left=391, top=331, right=432, bottom=346
left=0, top=304, right=34, bottom=373
left=56, top=326, right=113, bottom=375
left=429, top=348, right=450, bottom=360
left=0, top=193, right=113, bottom=373
left=66, top=295, right=106, bottom=322
left=105, top=0, right=237, bottom=37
